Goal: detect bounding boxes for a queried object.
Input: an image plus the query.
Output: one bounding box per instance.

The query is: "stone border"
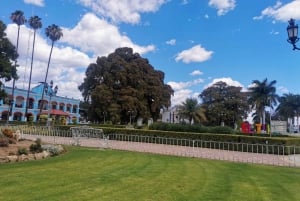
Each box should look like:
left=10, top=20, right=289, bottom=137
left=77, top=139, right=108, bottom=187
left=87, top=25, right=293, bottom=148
left=0, top=150, right=51, bottom=163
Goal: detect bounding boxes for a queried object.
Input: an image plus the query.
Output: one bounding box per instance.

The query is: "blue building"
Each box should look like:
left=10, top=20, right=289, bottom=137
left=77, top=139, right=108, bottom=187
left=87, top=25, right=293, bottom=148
left=0, top=83, right=80, bottom=124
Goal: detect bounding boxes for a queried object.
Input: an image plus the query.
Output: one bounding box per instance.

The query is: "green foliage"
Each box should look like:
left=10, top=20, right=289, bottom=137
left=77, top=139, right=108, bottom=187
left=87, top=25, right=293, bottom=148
left=39, top=114, right=48, bottom=123
left=29, top=138, right=42, bottom=153
left=276, top=93, right=300, bottom=121
left=199, top=81, right=249, bottom=127
left=149, top=122, right=235, bottom=134
left=248, top=78, right=279, bottom=125
left=28, top=115, right=33, bottom=122
left=17, top=147, right=28, bottom=155
left=209, top=126, right=235, bottom=134
left=41, top=144, right=64, bottom=156
left=0, top=20, right=18, bottom=98
left=177, top=98, right=206, bottom=124
left=79, top=47, right=174, bottom=123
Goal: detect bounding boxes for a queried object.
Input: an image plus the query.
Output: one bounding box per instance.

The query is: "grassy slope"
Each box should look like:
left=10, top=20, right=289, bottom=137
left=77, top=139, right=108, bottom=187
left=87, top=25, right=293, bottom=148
left=0, top=147, right=300, bottom=201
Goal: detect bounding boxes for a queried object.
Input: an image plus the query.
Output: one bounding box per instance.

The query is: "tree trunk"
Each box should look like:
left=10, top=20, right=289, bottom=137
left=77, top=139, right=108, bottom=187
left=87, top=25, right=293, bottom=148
left=39, top=41, right=54, bottom=114
left=25, top=29, right=36, bottom=120
left=10, top=25, right=21, bottom=120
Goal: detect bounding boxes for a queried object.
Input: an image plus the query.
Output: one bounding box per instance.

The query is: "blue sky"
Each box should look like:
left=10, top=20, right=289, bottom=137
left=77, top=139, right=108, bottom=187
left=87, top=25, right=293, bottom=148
left=1, top=0, right=300, bottom=106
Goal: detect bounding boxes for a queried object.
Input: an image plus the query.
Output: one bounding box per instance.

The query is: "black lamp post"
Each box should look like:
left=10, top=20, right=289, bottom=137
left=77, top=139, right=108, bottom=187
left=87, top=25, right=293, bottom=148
left=45, top=80, right=58, bottom=126
left=287, top=18, right=300, bottom=50
left=128, top=110, right=135, bottom=125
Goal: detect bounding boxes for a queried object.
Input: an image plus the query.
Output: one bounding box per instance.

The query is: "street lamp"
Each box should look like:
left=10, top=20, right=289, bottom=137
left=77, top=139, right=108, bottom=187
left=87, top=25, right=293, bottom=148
left=128, top=110, right=135, bottom=125
left=287, top=18, right=300, bottom=50
left=102, top=111, right=107, bottom=124
left=44, top=80, right=58, bottom=126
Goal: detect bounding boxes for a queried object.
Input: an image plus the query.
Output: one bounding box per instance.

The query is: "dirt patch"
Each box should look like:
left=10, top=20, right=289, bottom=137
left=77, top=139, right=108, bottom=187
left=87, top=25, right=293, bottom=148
left=0, top=140, right=35, bottom=157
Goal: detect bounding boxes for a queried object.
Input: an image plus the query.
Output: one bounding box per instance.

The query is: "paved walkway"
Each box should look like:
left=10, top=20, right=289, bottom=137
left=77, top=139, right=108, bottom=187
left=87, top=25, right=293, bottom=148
left=22, top=134, right=300, bottom=168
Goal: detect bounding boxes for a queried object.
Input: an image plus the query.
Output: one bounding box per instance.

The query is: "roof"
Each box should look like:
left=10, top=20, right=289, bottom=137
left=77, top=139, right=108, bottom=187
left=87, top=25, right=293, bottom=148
left=41, top=109, right=70, bottom=116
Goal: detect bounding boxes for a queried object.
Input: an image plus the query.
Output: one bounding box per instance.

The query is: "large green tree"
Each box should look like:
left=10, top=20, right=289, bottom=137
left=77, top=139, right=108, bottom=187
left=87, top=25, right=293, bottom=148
left=199, top=81, right=249, bottom=128
left=79, top=47, right=174, bottom=124
left=177, top=98, right=206, bottom=124
left=0, top=21, right=18, bottom=99
left=248, top=78, right=278, bottom=131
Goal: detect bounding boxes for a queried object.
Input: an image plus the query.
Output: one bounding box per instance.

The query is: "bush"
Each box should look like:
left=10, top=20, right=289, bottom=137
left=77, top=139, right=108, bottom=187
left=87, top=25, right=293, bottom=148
left=39, top=115, right=48, bottom=123
left=209, top=126, right=234, bottom=134
left=42, top=144, right=65, bottom=156
left=29, top=138, right=43, bottom=153
left=17, top=147, right=28, bottom=155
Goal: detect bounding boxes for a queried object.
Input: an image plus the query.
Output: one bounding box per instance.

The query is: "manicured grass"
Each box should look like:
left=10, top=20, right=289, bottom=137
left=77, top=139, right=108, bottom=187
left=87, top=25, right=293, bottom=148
left=1, top=147, right=300, bottom=201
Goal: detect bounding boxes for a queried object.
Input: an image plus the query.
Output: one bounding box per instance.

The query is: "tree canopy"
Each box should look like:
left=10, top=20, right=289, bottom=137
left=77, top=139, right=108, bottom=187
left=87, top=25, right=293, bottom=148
left=199, top=81, right=249, bottom=127
left=79, top=47, right=174, bottom=123
left=177, top=98, right=206, bottom=124
left=248, top=78, right=278, bottom=127
left=0, top=20, right=18, bottom=99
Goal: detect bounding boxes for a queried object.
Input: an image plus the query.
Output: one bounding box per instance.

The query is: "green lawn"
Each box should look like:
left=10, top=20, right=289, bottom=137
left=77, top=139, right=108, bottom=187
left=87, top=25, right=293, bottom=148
left=0, top=147, right=300, bottom=201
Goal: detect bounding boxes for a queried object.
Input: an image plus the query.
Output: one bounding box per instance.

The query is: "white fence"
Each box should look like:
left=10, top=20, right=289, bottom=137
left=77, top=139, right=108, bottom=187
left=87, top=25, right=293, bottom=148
left=2, top=125, right=300, bottom=167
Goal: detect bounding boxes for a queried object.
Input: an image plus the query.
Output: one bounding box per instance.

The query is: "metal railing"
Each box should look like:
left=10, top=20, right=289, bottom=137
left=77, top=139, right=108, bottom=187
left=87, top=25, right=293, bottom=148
left=1, top=125, right=299, bottom=167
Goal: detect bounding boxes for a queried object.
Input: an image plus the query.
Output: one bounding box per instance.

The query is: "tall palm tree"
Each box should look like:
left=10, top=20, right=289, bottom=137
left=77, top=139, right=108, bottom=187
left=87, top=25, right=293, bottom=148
left=25, top=15, right=42, bottom=121
left=10, top=10, right=26, bottom=120
left=39, top=24, right=63, bottom=114
left=178, top=98, right=207, bottom=124
left=248, top=78, right=279, bottom=132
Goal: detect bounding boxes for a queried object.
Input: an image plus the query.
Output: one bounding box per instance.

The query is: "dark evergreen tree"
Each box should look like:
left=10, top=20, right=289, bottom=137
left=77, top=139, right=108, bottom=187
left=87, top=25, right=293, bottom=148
left=79, top=47, right=174, bottom=124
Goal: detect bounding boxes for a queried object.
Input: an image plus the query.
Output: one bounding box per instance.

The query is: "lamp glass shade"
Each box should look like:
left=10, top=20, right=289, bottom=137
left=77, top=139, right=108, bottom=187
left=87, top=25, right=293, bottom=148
left=287, top=19, right=299, bottom=40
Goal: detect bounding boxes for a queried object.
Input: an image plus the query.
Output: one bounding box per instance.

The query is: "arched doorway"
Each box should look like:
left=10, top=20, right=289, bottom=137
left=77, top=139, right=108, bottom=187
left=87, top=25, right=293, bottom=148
left=1, top=111, right=9, bottom=121
left=13, top=112, right=23, bottom=121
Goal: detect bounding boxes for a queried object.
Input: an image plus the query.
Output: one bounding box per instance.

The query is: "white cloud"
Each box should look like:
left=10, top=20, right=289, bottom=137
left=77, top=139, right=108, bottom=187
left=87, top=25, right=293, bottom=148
left=205, top=77, right=244, bottom=89
left=208, top=0, right=236, bottom=16
left=24, top=0, right=44, bottom=7
left=5, top=24, right=92, bottom=100
left=168, top=79, right=204, bottom=91
left=78, top=0, right=168, bottom=24
left=278, top=86, right=289, bottom=94
left=190, top=70, right=203, bottom=76
left=171, top=89, right=193, bottom=106
left=166, top=39, right=176, bottom=45
left=254, top=0, right=300, bottom=21
left=181, top=0, right=189, bottom=5
left=175, top=45, right=213, bottom=63
left=5, top=12, right=157, bottom=100
left=168, top=78, right=204, bottom=106
left=61, top=13, right=155, bottom=57
left=270, top=30, right=279, bottom=35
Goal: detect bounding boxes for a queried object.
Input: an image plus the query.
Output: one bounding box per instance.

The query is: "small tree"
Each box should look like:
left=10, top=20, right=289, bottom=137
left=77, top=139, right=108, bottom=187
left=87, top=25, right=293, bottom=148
left=178, top=98, right=206, bottom=124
